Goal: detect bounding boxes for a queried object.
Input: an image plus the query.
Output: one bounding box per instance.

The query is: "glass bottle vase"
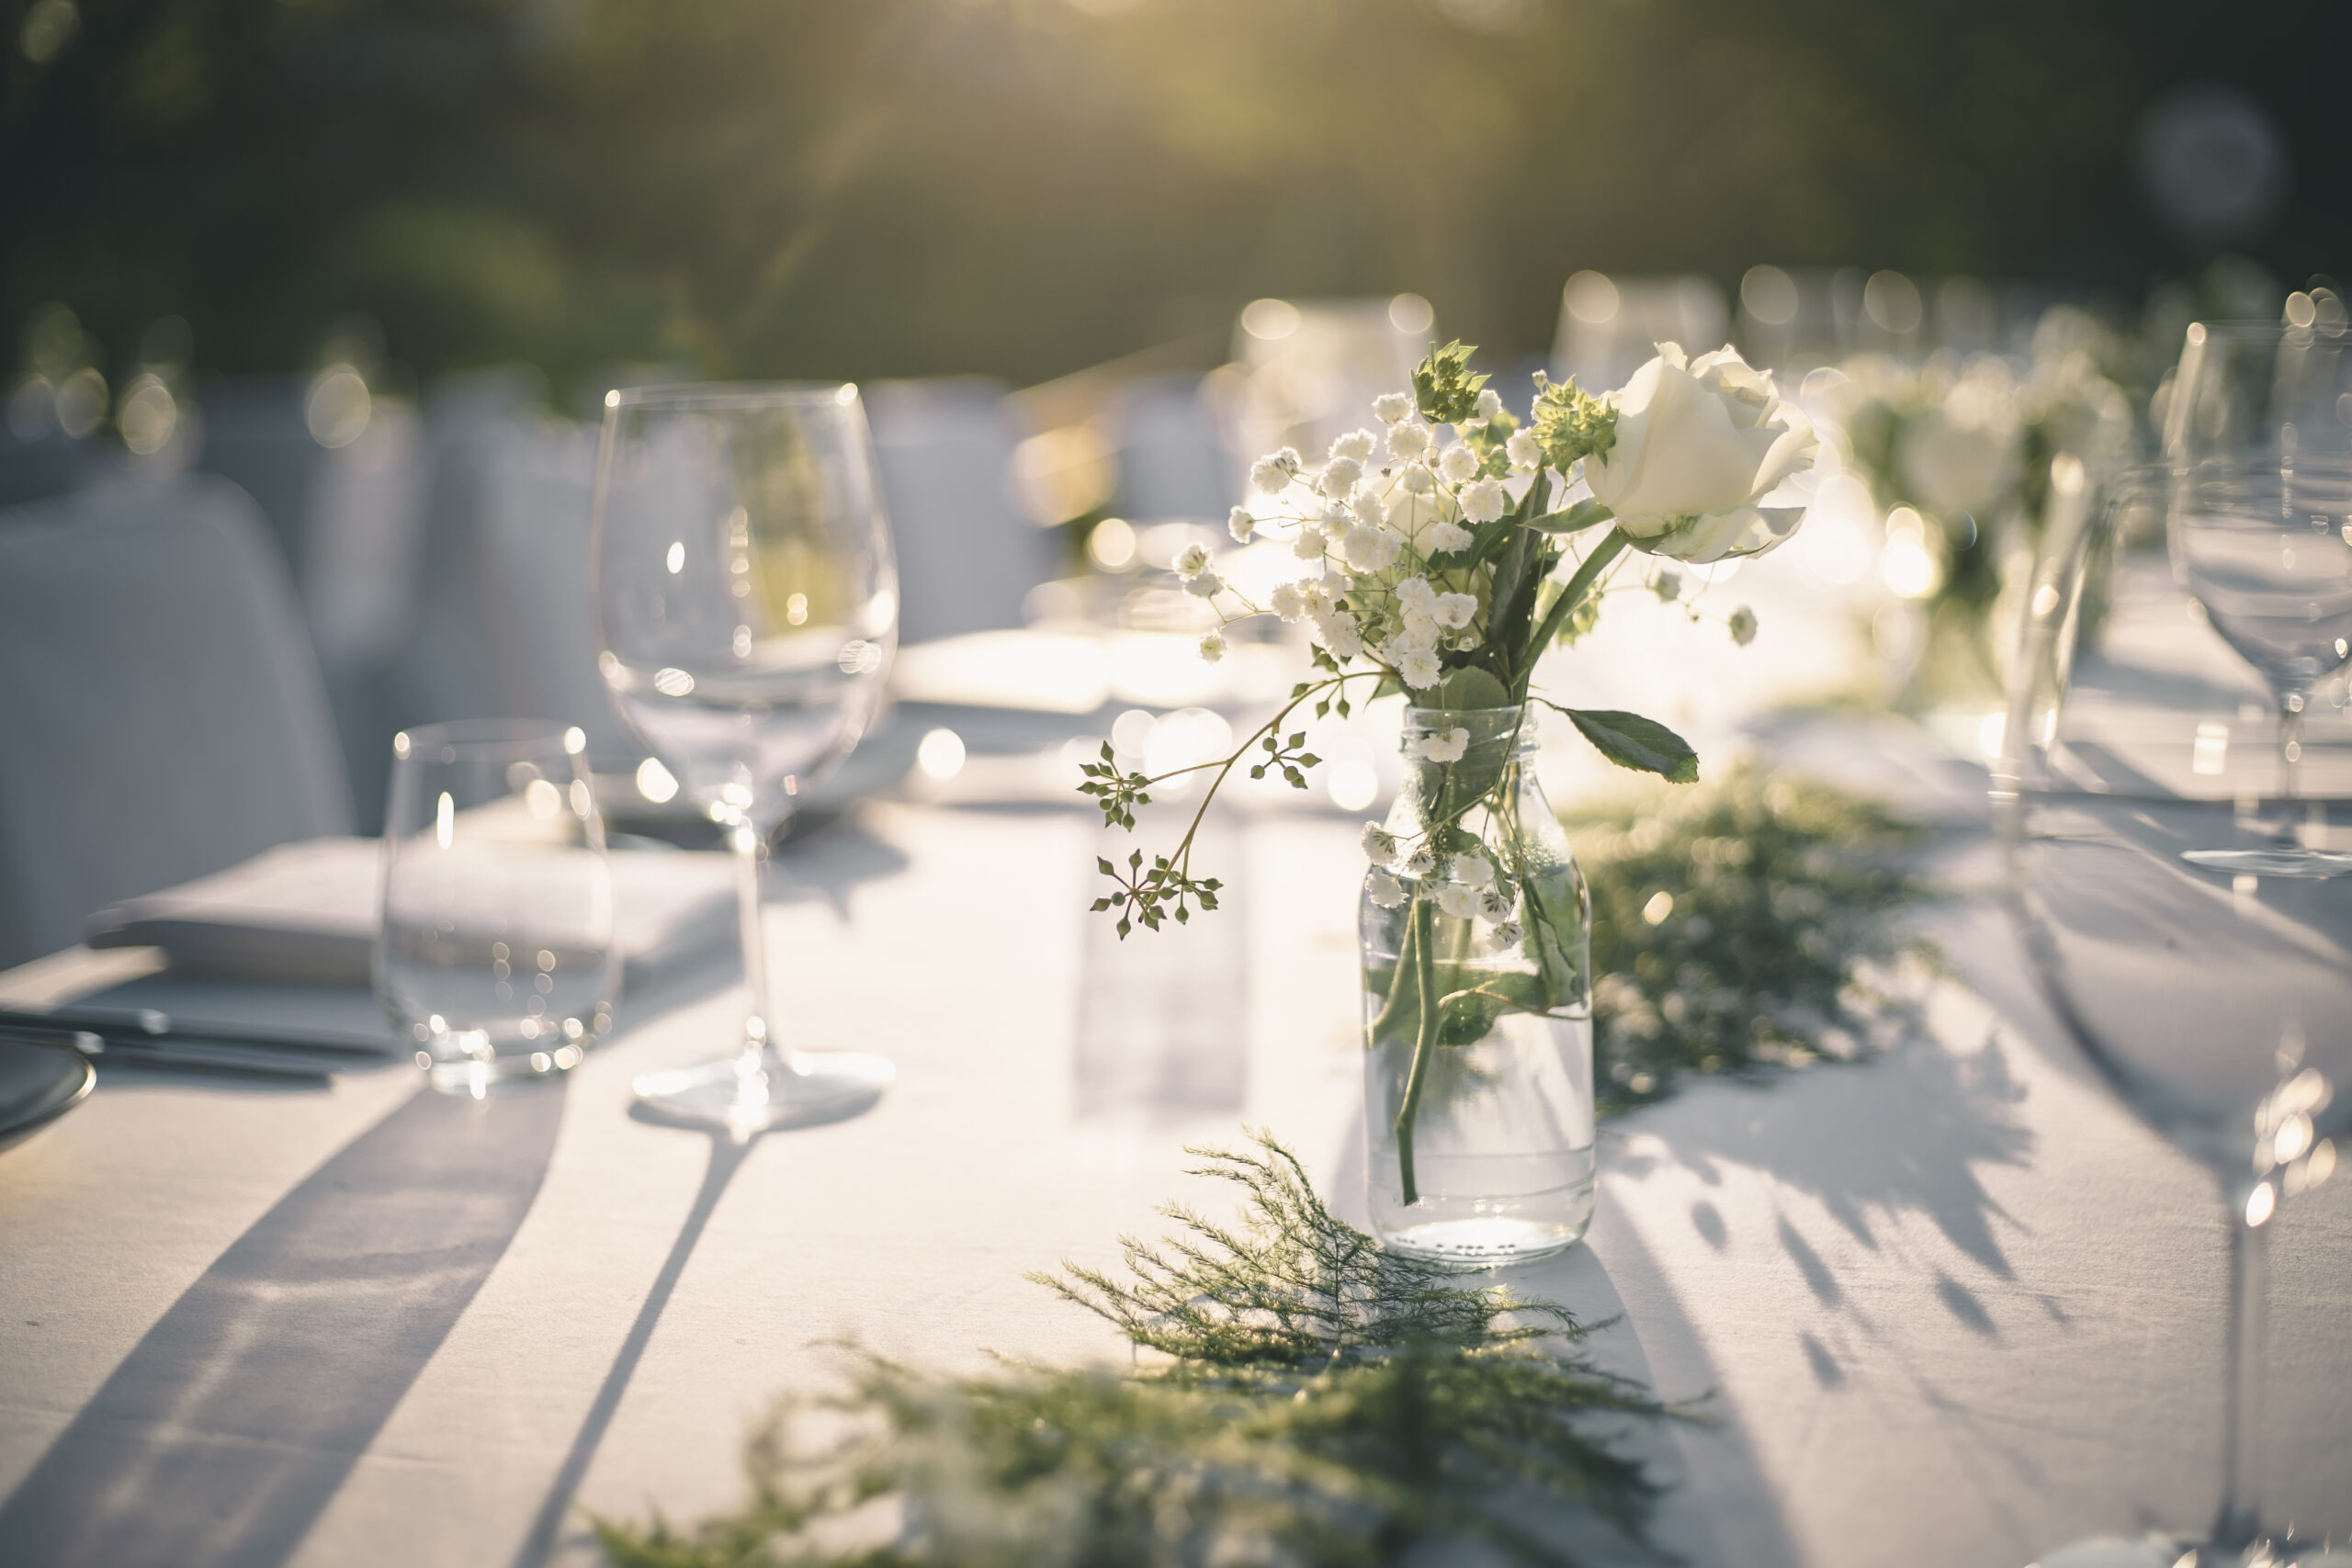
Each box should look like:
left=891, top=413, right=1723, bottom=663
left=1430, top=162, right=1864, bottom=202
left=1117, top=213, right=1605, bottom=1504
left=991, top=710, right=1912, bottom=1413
left=1361, top=704, right=1596, bottom=1267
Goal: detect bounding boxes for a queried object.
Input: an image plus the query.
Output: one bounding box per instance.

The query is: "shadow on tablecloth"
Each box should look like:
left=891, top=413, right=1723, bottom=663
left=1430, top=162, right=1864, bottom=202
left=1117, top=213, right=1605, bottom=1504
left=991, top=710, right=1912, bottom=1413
left=0, top=1079, right=568, bottom=1568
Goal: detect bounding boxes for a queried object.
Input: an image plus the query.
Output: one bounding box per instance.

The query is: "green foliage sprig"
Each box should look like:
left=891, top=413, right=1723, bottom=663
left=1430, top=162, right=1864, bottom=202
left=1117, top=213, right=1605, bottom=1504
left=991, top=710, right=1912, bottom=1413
left=1574, top=762, right=1938, bottom=1115
left=596, top=1135, right=1676, bottom=1568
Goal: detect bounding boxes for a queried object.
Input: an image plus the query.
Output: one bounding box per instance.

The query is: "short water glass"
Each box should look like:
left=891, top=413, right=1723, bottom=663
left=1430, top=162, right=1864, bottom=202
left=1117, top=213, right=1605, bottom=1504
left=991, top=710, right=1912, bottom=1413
left=378, top=721, right=617, bottom=1095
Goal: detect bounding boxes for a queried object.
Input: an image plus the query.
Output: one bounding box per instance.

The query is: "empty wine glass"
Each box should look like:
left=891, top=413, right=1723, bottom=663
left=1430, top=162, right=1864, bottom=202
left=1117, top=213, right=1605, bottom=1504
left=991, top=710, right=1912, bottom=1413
left=2165, top=319, right=2352, bottom=876
left=591, top=384, right=899, bottom=1134
left=1997, top=457, right=2350, bottom=1562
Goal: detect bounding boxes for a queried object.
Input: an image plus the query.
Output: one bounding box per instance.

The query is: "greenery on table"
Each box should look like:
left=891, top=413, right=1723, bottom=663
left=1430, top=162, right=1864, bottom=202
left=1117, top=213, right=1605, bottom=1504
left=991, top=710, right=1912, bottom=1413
left=595, top=1136, right=1673, bottom=1568
left=1573, top=761, right=1937, bottom=1117
left=597, top=766, right=1933, bottom=1568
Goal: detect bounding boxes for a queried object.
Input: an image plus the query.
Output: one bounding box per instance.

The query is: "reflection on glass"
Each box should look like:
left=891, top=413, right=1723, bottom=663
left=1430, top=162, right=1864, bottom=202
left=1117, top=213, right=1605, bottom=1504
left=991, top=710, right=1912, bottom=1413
left=592, top=383, right=899, bottom=1135
left=1997, top=456, right=2350, bottom=1562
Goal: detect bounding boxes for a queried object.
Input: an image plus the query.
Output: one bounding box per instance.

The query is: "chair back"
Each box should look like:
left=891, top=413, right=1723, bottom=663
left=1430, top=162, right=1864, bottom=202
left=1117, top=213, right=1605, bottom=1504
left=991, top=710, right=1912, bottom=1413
left=0, top=478, right=354, bottom=971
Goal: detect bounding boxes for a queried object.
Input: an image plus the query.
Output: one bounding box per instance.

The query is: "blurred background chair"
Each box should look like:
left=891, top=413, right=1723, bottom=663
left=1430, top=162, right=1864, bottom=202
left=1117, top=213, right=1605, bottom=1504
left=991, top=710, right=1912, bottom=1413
left=1551, top=272, right=1730, bottom=390
left=1225, top=296, right=1433, bottom=476
left=864, top=378, right=1060, bottom=644
left=0, top=476, right=354, bottom=971
left=198, top=372, right=429, bottom=824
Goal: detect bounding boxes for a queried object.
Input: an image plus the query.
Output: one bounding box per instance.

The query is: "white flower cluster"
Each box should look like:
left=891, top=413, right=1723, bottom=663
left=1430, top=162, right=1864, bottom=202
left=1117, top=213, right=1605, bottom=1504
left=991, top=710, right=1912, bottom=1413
left=1180, top=389, right=1540, bottom=691
left=1360, top=818, right=1521, bottom=944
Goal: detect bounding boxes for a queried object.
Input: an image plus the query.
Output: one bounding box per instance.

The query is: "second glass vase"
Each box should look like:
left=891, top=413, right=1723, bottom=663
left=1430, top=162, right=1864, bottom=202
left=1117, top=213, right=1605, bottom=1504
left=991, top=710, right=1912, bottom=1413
left=1361, top=704, right=1596, bottom=1267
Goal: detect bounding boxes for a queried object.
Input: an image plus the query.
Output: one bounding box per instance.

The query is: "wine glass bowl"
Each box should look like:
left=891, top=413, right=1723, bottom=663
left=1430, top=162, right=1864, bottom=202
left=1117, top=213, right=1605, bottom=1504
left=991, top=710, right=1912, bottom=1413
left=592, top=383, right=899, bottom=1134
left=2166, top=321, right=2352, bottom=876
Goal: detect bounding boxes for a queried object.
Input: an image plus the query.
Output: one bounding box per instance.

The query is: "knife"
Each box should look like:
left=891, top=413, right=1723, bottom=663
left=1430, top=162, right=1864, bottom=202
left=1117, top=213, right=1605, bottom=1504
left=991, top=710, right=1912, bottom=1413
left=0, top=1005, right=401, bottom=1061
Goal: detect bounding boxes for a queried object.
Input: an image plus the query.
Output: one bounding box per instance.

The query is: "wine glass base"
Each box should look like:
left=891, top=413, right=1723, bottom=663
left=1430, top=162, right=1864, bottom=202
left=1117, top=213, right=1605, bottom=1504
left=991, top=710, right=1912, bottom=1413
left=631, top=1048, right=896, bottom=1136
left=2181, top=846, right=2352, bottom=878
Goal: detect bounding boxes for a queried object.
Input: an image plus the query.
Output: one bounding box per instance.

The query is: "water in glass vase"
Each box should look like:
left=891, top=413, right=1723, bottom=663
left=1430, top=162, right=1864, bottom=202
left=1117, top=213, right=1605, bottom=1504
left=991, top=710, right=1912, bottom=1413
left=1361, top=705, right=1597, bottom=1267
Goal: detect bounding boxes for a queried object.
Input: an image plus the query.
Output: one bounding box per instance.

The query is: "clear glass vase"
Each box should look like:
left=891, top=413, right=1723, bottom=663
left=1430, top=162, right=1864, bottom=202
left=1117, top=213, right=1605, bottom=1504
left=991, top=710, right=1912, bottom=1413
left=1361, top=704, right=1596, bottom=1267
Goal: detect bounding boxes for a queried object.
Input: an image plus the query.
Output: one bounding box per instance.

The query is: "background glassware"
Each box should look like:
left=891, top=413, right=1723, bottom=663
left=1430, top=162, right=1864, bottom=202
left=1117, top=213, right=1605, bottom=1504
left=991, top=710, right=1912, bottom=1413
left=1997, top=457, right=2351, bottom=1561
left=2165, top=319, right=2352, bottom=875
left=378, top=720, right=616, bottom=1096
left=592, top=383, right=899, bottom=1134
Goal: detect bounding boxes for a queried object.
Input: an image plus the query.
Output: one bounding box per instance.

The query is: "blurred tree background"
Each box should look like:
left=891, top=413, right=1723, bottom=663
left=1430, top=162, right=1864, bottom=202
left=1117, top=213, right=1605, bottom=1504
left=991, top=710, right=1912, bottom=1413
left=3, top=0, right=2340, bottom=398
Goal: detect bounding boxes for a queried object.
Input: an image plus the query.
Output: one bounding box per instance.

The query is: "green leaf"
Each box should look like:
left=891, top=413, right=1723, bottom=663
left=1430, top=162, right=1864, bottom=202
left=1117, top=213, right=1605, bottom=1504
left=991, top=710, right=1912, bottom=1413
left=1527, top=498, right=1614, bottom=535
left=1428, top=666, right=1510, bottom=712
left=1562, top=708, right=1700, bottom=783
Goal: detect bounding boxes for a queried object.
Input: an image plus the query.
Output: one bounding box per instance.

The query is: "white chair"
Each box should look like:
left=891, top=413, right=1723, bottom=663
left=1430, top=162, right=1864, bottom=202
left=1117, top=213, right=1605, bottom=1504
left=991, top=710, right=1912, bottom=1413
left=1107, top=374, right=1235, bottom=524
left=0, top=478, right=354, bottom=971
left=864, top=378, right=1059, bottom=644
left=198, top=378, right=429, bottom=824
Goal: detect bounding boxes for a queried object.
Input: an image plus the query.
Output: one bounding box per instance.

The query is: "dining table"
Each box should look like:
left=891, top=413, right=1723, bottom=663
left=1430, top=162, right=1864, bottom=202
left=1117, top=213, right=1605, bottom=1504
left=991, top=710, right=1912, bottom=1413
left=2, top=700, right=2348, bottom=1568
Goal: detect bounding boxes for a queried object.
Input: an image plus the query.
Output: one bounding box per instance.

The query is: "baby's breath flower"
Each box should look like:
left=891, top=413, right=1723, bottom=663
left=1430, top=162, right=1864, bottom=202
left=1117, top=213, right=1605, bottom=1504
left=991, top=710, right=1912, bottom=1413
left=1329, top=428, right=1378, bottom=464
left=1269, top=581, right=1306, bottom=622
left=1398, top=649, right=1442, bottom=689
left=1183, top=570, right=1223, bottom=599
left=1729, top=604, right=1758, bottom=646
left=1653, top=569, right=1681, bottom=603
left=1458, top=477, right=1508, bottom=524
left=1373, top=391, right=1414, bottom=424
left=1319, top=455, right=1363, bottom=495
left=1410, top=725, right=1468, bottom=762
left=1403, top=843, right=1438, bottom=876
left=1316, top=611, right=1364, bottom=660
left=1299, top=576, right=1340, bottom=616
left=1394, top=575, right=1439, bottom=618
left=1451, top=853, right=1494, bottom=887
left=1365, top=866, right=1407, bottom=908
left=1227, top=505, right=1257, bottom=543
left=1427, top=520, right=1474, bottom=555
left=1505, top=427, right=1544, bottom=470
left=1475, top=387, right=1504, bottom=422
left=1342, top=523, right=1402, bottom=573
left=1198, top=629, right=1227, bottom=664
left=1487, top=918, right=1522, bottom=950
left=1432, top=591, right=1477, bottom=629
left=1250, top=447, right=1303, bottom=494
left=1362, top=822, right=1399, bottom=865
left=1434, top=883, right=1482, bottom=920
left=1386, top=420, right=1432, bottom=460
left=1173, top=542, right=1211, bottom=579
left=1291, top=522, right=1328, bottom=561
left=1400, top=465, right=1435, bottom=496
left=1477, top=886, right=1516, bottom=923
left=1437, top=443, right=1480, bottom=485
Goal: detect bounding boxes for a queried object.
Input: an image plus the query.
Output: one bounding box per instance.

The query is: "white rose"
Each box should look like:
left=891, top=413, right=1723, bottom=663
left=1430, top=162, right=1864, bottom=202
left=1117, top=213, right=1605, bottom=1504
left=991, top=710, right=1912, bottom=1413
left=1584, top=343, right=1818, bottom=564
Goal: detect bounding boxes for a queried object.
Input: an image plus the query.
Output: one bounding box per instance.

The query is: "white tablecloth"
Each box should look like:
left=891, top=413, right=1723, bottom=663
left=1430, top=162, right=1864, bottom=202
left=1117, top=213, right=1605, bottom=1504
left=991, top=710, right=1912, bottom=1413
left=2, top=795, right=2347, bottom=1568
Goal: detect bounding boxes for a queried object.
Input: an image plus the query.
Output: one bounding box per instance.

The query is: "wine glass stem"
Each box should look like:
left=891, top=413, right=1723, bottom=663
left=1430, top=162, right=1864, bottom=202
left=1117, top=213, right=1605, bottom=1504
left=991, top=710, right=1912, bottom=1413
left=2278, top=689, right=2307, bottom=805
left=730, top=820, right=777, bottom=1070
left=2213, top=1187, right=2269, bottom=1551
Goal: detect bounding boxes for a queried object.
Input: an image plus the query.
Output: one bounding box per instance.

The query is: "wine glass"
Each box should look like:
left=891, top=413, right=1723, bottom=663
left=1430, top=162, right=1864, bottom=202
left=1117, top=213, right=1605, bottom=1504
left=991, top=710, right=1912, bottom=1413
left=1996, top=457, right=2351, bottom=1562
left=2165, top=319, right=2352, bottom=876
left=591, top=384, right=899, bottom=1134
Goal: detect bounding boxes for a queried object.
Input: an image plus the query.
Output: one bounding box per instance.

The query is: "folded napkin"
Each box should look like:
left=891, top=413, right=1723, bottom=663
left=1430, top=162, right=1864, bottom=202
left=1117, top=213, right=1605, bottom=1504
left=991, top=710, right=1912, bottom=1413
left=85, top=838, right=737, bottom=987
